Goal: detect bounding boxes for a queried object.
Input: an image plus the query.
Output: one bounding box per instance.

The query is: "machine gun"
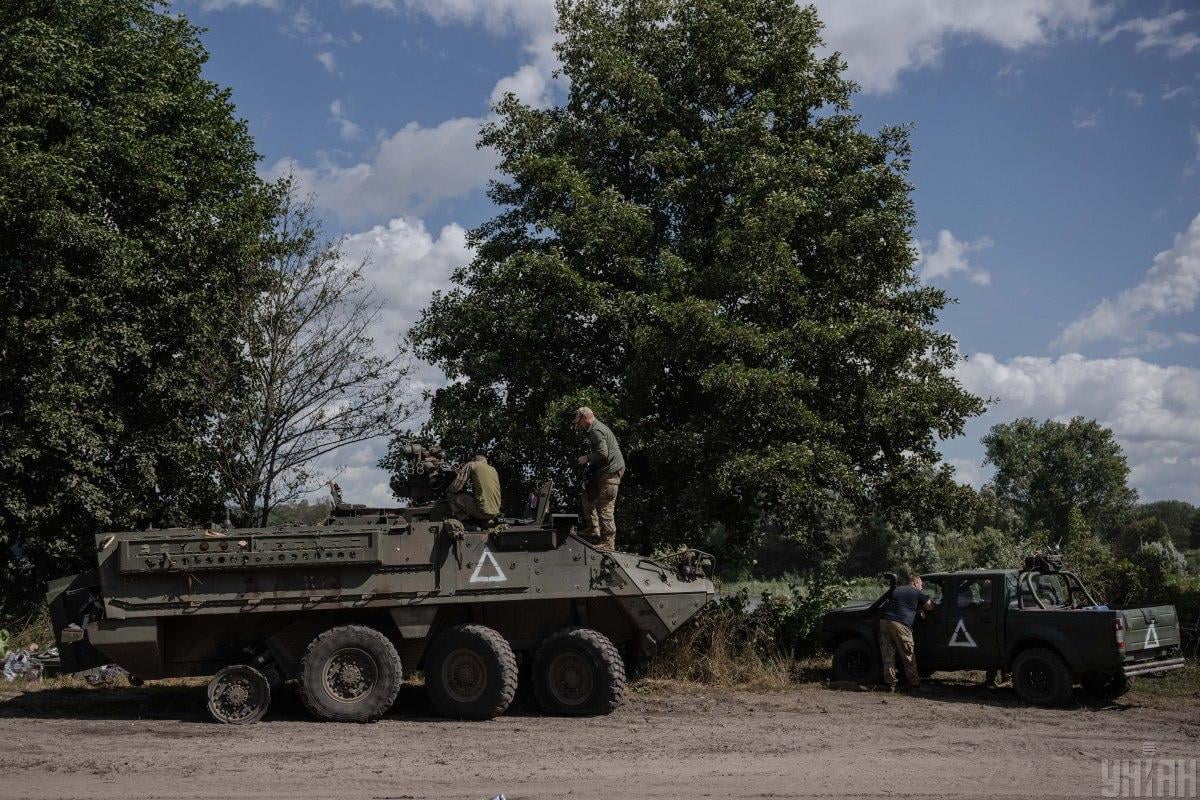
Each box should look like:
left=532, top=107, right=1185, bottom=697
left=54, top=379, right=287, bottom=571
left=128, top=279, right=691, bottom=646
left=389, top=441, right=458, bottom=506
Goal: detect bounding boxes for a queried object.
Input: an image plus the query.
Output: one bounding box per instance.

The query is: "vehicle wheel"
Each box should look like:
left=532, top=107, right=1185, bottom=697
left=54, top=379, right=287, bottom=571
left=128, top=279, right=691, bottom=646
left=299, top=625, right=402, bottom=723
left=533, top=627, right=626, bottom=716
left=1012, top=647, right=1074, bottom=707
left=1082, top=670, right=1132, bottom=700
left=425, top=624, right=518, bottom=720
left=832, top=638, right=881, bottom=685
left=207, top=664, right=271, bottom=725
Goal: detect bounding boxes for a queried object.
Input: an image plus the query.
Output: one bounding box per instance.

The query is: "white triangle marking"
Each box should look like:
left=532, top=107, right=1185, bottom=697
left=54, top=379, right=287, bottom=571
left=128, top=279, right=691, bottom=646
left=948, top=618, right=977, bottom=648
left=1144, top=621, right=1159, bottom=649
left=469, top=547, right=507, bottom=583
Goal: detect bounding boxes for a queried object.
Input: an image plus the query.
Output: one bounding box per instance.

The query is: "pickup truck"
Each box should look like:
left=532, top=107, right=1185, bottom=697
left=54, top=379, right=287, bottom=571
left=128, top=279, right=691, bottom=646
left=818, top=559, right=1185, bottom=706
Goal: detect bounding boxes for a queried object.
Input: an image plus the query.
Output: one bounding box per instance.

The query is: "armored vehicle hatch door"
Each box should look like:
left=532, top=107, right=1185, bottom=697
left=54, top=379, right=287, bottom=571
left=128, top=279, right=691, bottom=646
left=454, top=535, right=530, bottom=595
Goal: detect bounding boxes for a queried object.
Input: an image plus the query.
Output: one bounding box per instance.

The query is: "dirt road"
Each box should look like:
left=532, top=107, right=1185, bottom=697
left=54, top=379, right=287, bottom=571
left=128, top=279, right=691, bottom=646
left=1, top=677, right=1196, bottom=800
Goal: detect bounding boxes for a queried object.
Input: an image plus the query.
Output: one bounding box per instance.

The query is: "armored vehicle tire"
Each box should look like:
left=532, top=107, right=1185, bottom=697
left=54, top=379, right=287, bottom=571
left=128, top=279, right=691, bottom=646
left=532, top=627, right=626, bottom=716
left=425, top=624, right=518, bottom=720
left=207, top=664, right=271, bottom=725
left=832, top=638, right=881, bottom=685
left=1012, top=647, right=1075, bottom=707
left=299, top=625, right=403, bottom=723
left=1082, top=670, right=1132, bottom=700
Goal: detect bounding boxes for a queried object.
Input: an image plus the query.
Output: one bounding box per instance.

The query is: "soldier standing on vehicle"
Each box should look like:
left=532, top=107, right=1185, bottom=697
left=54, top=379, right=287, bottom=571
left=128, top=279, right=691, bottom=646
left=879, top=575, right=933, bottom=692
left=447, top=452, right=502, bottom=525
left=575, top=407, right=624, bottom=551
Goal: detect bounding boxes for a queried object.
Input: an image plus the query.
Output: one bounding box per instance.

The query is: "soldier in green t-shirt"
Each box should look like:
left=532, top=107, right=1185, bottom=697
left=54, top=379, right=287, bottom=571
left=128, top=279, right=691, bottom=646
left=575, top=407, right=625, bottom=551
left=447, top=452, right=502, bottom=525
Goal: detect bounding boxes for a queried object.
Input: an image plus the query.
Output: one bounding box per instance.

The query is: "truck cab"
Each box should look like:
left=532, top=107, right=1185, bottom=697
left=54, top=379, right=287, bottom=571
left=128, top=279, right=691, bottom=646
left=819, top=558, right=1185, bottom=706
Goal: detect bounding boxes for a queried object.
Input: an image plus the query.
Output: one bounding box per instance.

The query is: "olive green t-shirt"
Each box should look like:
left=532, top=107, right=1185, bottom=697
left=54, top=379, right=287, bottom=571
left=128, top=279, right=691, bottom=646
left=466, top=460, right=502, bottom=516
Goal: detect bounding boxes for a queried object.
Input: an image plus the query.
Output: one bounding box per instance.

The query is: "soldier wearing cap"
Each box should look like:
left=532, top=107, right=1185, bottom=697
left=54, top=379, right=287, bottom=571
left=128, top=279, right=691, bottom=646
left=574, top=407, right=625, bottom=551
left=447, top=452, right=502, bottom=525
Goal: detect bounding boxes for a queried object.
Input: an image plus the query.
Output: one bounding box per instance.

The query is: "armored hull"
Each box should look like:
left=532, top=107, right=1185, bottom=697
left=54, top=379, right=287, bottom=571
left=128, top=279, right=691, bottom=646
left=48, top=499, right=714, bottom=723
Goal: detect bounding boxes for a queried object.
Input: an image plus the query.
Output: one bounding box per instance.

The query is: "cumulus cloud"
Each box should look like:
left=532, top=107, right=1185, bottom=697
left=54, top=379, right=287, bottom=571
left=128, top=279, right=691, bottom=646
left=1100, top=10, right=1200, bottom=58
left=956, top=352, right=1200, bottom=502
left=268, top=116, right=496, bottom=223
left=915, top=230, right=993, bottom=285
left=193, top=0, right=279, bottom=9
left=1054, top=212, right=1200, bottom=352
left=315, top=50, right=337, bottom=73
left=329, top=100, right=362, bottom=141
left=814, top=0, right=1112, bottom=93
left=1072, top=107, right=1102, bottom=128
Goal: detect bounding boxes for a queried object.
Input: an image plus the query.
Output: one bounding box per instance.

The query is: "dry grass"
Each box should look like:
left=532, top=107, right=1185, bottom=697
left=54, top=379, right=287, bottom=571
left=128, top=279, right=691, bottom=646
left=2, top=604, right=54, bottom=653
left=641, top=612, right=830, bottom=690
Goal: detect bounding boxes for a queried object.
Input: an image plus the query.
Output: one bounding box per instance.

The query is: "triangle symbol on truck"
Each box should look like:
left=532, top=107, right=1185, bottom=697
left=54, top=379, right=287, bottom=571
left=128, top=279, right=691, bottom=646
left=470, top=548, right=507, bottom=583
left=948, top=618, right=977, bottom=648
left=1144, top=621, right=1159, bottom=649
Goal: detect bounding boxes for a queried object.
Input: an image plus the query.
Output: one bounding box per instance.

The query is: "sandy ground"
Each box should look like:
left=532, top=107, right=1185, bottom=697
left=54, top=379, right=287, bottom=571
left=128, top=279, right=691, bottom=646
left=0, top=677, right=1197, bottom=800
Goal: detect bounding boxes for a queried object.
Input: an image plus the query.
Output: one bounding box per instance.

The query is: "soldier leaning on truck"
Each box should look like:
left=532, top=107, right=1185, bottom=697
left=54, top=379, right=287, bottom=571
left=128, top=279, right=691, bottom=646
left=575, top=407, right=625, bottom=551
left=879, top=575, right=934, bottom=692
left=447, top=452, right=502, bottom=525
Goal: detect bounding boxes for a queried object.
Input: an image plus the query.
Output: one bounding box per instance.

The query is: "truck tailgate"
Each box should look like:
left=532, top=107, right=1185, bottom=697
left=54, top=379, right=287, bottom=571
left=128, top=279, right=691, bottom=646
left=1119, top=605, right=1179, bottom=653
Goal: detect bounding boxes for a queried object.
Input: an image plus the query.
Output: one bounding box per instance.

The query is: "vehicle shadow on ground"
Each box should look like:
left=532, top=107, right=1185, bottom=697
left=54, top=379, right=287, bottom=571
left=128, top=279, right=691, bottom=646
left=872, top=678, right=1141, bottom=713
left=0, top=681, right=547, bottom=724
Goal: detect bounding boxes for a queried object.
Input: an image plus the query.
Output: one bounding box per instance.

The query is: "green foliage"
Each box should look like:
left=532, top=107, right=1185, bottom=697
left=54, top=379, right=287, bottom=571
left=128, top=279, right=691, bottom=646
left=1133, top=500, right=1198, bottom=552
left=409, top=0, right=983, bottom=563
left=0, top=0, right=275, bottom=614
left=982, top=417, right=1137, bottom=545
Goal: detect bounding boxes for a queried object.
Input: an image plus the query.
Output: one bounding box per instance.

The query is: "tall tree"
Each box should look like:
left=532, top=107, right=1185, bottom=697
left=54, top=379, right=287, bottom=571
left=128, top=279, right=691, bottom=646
left=217, top=182, right=418, bottom=526
left=409, top=0, right=983, bottom=560
left=982, top=417, right=1137, bottom=544
left=0, top=0, right=276, bottom=613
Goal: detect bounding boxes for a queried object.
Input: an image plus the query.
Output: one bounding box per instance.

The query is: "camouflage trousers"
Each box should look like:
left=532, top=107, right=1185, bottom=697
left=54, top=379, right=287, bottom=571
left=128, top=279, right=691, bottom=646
left=879, top=619, right=919, bottom=688
left=581, top=469, right=622, bottom=551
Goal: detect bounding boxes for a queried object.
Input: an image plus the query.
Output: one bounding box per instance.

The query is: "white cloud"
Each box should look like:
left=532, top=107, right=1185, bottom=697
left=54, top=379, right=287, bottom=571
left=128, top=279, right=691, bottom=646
left=813, top=0, right=1112, bottom=93
left=916, top=230, right=993, bottom=285
left=956, top=352, right=1200, bottom=502
left=269, top=115, right=496, bottom=223
left=1101, top=10, right=1200, bottom=58
left=1162, top=84, right=1193, bottom=101
left=341, top=216, right=472, bottom=352
left=329, top=100, right=362, bottom=141
left=315, top=50, right=337, bottom=73
left=1054, top=212, right=1200, bottom=351
left=1073, top=107, right=1102, bottom=128
left=1121, top=88, right=1145, bottom=106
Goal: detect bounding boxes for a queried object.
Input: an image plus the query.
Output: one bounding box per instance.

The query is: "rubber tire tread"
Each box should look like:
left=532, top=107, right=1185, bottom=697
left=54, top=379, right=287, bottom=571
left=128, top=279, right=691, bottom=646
left=832, top=638, right=881, bottom=685
left=299, top=624, right=403, bottom=723
left=207, top=664, right=271, bottom=725
left=532, top=626, right=626, bottom=716
left=1012, top=647, right=1075, bottom=707
left=425, top=624, right=518, bottom=720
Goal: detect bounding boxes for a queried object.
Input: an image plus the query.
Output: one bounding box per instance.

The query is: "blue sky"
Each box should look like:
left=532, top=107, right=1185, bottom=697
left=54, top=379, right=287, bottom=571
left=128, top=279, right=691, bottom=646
left=180, top=0, right=1200, bottom=506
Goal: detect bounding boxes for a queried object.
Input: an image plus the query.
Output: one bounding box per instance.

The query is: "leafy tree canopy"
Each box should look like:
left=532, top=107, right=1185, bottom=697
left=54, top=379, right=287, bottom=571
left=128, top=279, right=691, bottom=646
left=409, top=0, right=983, bottom=561
left=0, top=0, right=276, bottom=613
left=982, top=417, right=1137, bottom=545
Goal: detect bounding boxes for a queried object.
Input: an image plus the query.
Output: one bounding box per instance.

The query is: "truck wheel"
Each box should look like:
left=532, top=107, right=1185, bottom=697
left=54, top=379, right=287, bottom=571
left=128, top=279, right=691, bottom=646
left=207, top=664, right=271, bottom=725
left=1082, top=670, right=1132, bottom=700
left=1012, top=647, right=1074, bottom=707
left=299, top=625, right=403, bottom=723
left=425, top=624, right=518, bottom=720
left=533, top=627, right=626, bottom=716
left=832, top=638, right=880, bottom=685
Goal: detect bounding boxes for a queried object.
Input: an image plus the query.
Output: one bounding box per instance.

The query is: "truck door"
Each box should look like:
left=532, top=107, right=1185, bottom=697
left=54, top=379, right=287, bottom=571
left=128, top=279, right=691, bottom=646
left=949, top=575, right=1003, bottom=668
left=913, top=577, right=953, bottom=671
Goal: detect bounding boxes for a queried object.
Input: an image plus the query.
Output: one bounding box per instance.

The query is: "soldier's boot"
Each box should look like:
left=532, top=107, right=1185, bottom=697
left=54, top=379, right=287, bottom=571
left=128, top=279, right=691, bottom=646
left=595, top=532, right=616, bottom=552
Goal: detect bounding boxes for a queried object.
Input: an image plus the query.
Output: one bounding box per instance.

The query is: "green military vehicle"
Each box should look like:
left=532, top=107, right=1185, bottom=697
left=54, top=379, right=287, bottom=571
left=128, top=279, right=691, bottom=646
left=46, top=444, right=715, bottom=724
left=819, top=553, right=1184, bottom=705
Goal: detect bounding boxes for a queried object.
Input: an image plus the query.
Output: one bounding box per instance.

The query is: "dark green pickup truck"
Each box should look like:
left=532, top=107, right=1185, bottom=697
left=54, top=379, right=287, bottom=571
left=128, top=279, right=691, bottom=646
left=819, top=559, right=1185, bottom=705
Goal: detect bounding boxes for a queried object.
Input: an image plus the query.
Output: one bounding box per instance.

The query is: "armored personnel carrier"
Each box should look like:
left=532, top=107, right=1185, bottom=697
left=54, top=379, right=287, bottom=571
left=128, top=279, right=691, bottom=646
left=47, top=444, right=715, bottom=724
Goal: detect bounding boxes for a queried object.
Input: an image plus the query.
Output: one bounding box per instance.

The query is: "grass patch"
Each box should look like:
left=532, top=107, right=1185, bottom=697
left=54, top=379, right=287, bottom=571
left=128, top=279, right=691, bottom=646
left=1128, top=660, right=1200, bottom=703
left=3, top=605, right=54, bottom=653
